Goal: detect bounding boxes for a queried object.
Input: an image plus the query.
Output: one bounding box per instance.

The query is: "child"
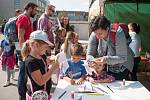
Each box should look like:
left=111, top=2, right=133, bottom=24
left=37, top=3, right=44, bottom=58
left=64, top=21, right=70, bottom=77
left=0, top=39, right=16, bottom=87
left=86, top=62, right=115, bottom=83
left=60, top=31, right=75, bottom=59
left=63, top=43, right=87, bottom=85
left=55, top=27, right=66, bottom=55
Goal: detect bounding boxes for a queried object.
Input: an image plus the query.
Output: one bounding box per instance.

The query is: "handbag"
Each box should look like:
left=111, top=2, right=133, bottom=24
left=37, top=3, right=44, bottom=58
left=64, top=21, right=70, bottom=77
left=26, top=58, right=51, bottom=100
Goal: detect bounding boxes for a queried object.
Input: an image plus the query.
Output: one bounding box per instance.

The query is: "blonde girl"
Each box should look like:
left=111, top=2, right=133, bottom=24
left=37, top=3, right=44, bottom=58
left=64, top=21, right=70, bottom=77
left=22, top=30, right=59, bottom=98
left=61, top=31, right=75, bottom=59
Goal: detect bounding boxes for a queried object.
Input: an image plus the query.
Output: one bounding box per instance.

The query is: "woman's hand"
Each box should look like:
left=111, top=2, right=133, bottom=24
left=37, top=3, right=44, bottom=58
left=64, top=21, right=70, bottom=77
left=94, top=57, right=106, bottom=65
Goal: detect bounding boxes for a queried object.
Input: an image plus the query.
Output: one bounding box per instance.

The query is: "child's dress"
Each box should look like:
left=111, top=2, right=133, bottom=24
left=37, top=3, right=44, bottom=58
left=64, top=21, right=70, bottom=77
left=87, top=71, right=115, bottom=82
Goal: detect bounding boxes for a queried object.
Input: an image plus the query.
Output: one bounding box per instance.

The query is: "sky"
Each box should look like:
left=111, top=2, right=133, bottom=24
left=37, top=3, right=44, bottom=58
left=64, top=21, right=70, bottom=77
left=49, top=0, right=89, bottom=12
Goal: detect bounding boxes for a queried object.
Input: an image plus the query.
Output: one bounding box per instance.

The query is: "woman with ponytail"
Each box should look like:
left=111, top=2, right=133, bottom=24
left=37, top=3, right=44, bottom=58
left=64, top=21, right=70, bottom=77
left=22, top=30, right=59, bottom=99
left=128, top=23, right=141, bottom=81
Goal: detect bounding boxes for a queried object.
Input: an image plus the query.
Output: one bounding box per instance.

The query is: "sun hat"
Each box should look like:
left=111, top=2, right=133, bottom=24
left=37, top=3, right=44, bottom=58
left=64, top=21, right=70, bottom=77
left=30, top=30, right=53, bottom=46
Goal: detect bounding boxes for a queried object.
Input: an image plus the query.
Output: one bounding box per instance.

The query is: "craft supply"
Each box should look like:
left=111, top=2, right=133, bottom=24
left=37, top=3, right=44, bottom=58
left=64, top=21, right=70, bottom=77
left=93, top=85, right=108, bottom=94
left=75, top=91, right=95, bottom=93
left=123, top=79, right=125, bottom=86
left=87, top=93, right=104, bottom=96
left=58, top=91, right=67, bottom=99
left=84, top=85, right=86, bottom=91
left=107, top=85, right=114, bottom=93
left=71, top=91, right=75, bottom=100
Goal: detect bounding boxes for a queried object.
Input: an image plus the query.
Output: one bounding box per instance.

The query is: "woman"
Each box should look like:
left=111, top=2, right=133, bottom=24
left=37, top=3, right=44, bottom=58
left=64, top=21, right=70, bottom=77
left=61, top=16, right=74, bottom=32
left=128, top=23, right=141, bottom=81
left=87, top=16, right=134, bottom=80
left=21, top=30, right=59, bottom=98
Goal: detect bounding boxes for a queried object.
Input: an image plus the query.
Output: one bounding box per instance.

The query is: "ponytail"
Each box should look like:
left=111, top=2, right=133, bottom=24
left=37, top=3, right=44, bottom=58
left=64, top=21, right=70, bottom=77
left=63, top=31, right=75, bottom=54
left=21, top=40, right=31, bottom=60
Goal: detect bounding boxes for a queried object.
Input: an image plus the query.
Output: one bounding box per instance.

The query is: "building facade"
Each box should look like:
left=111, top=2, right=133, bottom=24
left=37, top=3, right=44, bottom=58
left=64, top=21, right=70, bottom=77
left=0, top=0, right=48, bottom=23
left=56, top=10, right=88, bottom=21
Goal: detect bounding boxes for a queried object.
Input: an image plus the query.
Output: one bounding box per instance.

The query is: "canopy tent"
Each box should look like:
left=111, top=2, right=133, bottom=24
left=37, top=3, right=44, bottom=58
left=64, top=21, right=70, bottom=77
left=104, top=2, right=150, bottom=52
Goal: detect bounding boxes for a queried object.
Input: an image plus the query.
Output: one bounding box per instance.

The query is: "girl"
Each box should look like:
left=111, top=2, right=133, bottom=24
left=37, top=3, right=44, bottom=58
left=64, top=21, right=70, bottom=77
left=0, top=39, right=16, bottom=87
left=61, top=31, right=75, bottom=59
left=86, top=62, right=115, bottom=83
left=21, top=30, right=59, bottom=99
left=128, top=23, right=141, bottom=81
left=55, top=27, right=66, bottom=55
left=63, top=43, right=87, bottom=85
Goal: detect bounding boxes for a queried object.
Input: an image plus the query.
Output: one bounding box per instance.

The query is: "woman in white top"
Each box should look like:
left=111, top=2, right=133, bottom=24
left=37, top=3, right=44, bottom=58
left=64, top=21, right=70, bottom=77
left=128, top=23, right=141, bottom=81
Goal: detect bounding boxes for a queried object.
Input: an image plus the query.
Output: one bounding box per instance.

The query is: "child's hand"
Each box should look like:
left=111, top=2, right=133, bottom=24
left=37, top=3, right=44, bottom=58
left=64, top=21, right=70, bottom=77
left=70, top=79, right=75, bottom=85
left=47, top=56, right=57, bottom=65
left=75, top=78, right=84, bottom=85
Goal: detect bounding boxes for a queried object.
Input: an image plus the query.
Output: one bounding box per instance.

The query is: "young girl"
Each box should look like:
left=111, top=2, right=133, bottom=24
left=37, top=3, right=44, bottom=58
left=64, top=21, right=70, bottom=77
left=61, top=31, right=75, bottom=59
left=55, top=27, right=66, bottom=55
left=128, top=23, right=141, bottom=81
left=0, top=39, right=16, bottom=87
left=86, top=61, right=115, bottom=83
left=21, top=30, right=59, bottom=99
left=63, top=43, right=87, bottom=85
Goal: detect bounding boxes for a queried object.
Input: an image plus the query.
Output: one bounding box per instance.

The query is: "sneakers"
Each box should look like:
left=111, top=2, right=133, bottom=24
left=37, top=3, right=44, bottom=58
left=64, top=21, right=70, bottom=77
left=3, top=81, right=10, bottom=87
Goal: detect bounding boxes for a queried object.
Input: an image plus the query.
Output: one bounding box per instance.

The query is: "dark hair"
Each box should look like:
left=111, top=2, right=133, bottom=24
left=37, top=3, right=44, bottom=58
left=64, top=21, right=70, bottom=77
left=24, top=2, right=38, bottom=10
left=90, top=16, right=111, bottom=31
left=16, top=9, right=22, bottom=13
left=129, top=23, right=140, bottom=34
left=71, top=43, right=83, bottom=56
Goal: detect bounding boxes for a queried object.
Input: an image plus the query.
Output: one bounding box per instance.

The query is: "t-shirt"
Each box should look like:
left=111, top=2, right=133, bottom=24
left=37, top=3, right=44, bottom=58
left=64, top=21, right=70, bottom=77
left=16, top=15, right=32, bottom=41
left=0, top=40, right=15, bottom=56
left=25, top=55, right=52, bottom=95
left=64, top=60, right=87, bottom=79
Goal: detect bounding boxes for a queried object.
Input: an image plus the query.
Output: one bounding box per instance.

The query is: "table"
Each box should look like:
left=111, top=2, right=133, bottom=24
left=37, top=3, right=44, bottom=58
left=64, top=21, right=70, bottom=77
left=51, top=79, right=150, bottom=100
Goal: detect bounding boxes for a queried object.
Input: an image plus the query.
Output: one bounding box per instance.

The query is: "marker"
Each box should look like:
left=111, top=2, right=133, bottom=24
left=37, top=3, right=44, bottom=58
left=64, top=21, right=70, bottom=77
left=107, top=85, right=114, bottom=93
left=58, top=91, right=67, bottom=99
left=87, top=93, right=104, bottom=96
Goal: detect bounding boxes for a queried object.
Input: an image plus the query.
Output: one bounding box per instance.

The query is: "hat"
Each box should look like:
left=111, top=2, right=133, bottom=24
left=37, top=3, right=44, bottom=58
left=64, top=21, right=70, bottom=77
left=30, top=30, right=54, bottom=46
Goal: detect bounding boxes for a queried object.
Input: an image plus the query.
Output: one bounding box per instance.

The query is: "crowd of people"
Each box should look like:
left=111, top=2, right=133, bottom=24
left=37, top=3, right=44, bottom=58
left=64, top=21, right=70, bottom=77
left=0, top=2, right=142, bottom=100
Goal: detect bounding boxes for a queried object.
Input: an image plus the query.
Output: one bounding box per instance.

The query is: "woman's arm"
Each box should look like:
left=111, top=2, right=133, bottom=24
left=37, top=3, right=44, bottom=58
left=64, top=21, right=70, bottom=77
left=86, top=32, right=98, bottom=61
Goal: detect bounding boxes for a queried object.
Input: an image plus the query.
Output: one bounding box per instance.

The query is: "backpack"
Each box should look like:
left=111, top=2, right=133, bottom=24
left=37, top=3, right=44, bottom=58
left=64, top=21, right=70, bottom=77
left=4, top=15, right=30, bottom=43
left=4, top=17, right=18, bottom=43
left=110, top=23, right=131, bottom=45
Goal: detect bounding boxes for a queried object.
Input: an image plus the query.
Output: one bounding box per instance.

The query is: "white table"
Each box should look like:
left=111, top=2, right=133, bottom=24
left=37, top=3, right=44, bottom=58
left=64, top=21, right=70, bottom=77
left=51, top=79, right=150, bottom=100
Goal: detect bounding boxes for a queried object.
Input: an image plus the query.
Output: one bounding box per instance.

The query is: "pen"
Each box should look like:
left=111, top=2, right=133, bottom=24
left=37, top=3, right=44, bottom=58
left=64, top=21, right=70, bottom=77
left=93, top=85, right=108, bottom=94
left=75, top=91, right=95, bottom=93
left=58, top=91, right=67, bottom=99
left=107, top=85, right=114, bottom=93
